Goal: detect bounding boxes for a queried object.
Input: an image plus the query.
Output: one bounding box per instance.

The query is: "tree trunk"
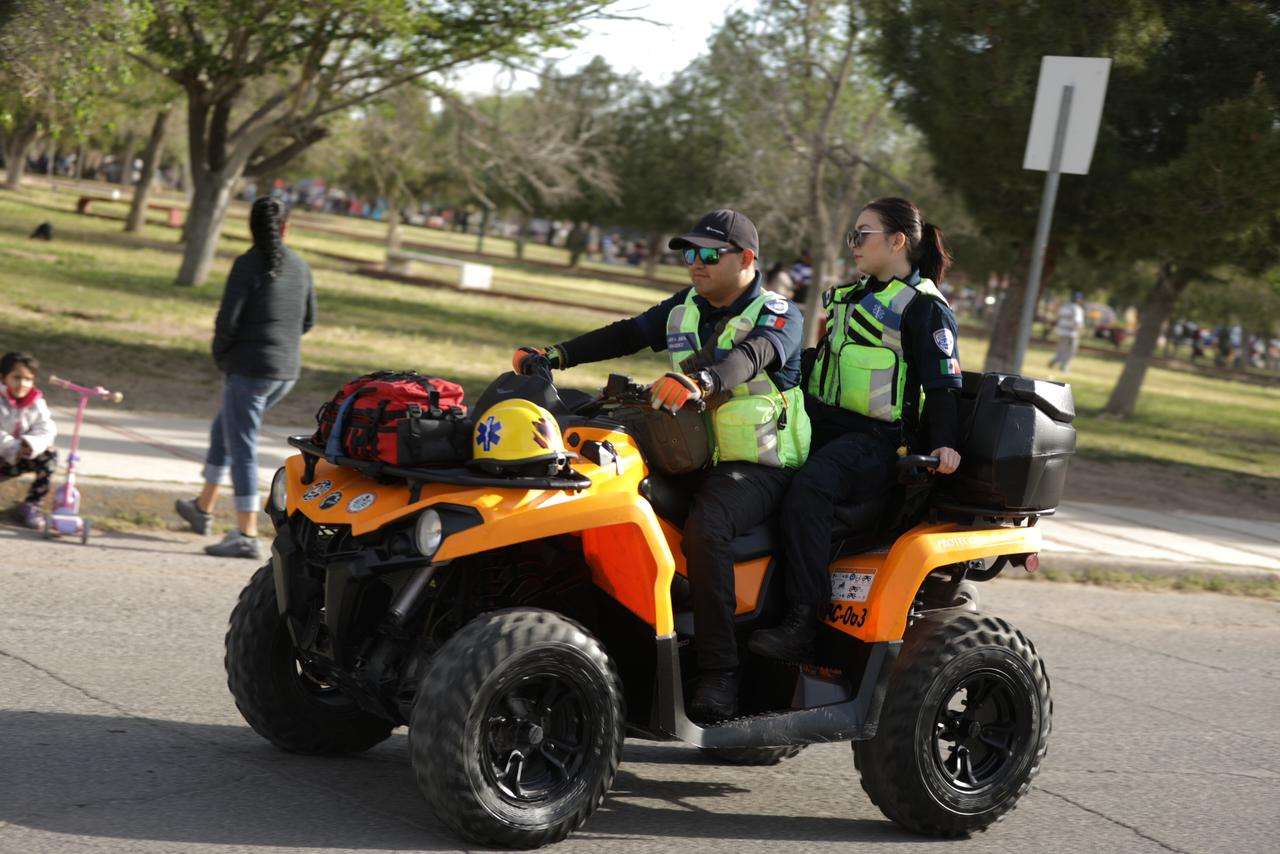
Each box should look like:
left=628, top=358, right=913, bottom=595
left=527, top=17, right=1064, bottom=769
left=175, top=170, right=235, bottom=286
left=983, top=269, right=1028, bottom=373
left=385, top=203, right=402, bottom=259
left=475, top=205, right=491, bottom=254
left=180, top=155, right=193, bottom=201
left=1104, top=264, right=1190, bottom=417
left=126, top=108, right=172, bottom=233
left=118, top=141, right=137, bottom=186
left=514, top=212, right=530, bottom=260
left=73, top=142, right=85, bottom=181
left=2, top=118, right=40, bottom=190
left=644, top=231, right=662, bottom=280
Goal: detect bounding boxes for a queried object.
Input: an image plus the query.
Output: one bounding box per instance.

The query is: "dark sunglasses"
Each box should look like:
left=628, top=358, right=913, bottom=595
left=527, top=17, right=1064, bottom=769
left=845, top=228, right=887, bottom=249
left=683, top=246, right=743, bottom=266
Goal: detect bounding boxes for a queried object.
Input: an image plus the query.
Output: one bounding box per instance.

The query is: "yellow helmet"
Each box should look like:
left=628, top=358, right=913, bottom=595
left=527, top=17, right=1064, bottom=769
left=469, top=398, right=569, bottom=476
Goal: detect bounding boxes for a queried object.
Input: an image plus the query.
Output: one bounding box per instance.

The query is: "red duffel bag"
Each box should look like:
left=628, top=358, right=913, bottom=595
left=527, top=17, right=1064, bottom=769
left=312, top=371, right=470, bottom=467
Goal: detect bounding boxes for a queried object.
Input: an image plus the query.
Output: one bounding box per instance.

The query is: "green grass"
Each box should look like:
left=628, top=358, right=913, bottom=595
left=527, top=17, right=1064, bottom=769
left=0, top=184, right=668, bottom=425
left=2, top=182, right=1278, bottom=499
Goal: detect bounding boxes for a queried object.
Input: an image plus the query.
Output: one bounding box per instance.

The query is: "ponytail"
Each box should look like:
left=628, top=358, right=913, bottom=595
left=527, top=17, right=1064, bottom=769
left=249, top=196, right=287, bottom=281
left=860, top=197, right=953, bottom=284
left=916, top=222, right=952, bottom=283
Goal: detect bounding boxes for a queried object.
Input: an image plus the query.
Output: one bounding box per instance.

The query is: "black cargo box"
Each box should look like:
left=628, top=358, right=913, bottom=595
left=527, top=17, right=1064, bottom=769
left=937, top=371, right=1076, bottom=514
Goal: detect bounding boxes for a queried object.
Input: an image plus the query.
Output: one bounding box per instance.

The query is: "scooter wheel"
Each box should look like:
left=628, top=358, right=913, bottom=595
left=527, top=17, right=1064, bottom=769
left=80, top=519, right=91, bottom=545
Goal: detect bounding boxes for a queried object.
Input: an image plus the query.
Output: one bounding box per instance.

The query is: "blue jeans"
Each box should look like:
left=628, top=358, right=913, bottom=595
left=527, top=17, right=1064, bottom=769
left=203, top=374, right=295, bottom=512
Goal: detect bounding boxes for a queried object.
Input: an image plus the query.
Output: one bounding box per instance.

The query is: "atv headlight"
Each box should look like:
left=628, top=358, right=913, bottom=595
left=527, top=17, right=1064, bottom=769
left=414, top=509, right=443, bottom=557
left=269, top=467, right=288, bottom=513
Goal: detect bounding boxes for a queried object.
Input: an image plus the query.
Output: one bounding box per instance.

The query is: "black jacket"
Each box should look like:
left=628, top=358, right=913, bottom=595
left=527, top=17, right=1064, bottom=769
left=212, top=246, right=317, bottom=380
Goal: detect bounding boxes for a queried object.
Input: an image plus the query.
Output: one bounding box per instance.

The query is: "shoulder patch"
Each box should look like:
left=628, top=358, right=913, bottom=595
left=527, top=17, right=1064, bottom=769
left=765, top=297, right=789, bottom=314
left=933, top=328, right=955, bottom=356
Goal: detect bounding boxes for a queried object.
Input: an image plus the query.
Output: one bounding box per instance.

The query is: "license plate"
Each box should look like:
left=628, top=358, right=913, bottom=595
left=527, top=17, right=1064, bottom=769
left=830, top=571, right=874, bottom=603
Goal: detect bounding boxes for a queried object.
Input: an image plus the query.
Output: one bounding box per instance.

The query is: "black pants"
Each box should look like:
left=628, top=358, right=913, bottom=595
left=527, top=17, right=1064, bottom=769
left=680, top=461, right=792, bottom=671
left=780, top=430, right=897, bottom=606
left=1, top=449, right=57, bottom=503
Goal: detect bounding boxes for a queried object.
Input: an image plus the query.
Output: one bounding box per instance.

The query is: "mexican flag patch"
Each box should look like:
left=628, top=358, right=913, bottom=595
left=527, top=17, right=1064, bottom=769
left=758, top=314, right=787, bottom=329
left=940, top=358, right=961, bottom=376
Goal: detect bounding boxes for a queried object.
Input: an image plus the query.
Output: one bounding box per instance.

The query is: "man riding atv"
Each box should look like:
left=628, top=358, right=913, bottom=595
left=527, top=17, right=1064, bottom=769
left=514, top=209, right=808, bottom=722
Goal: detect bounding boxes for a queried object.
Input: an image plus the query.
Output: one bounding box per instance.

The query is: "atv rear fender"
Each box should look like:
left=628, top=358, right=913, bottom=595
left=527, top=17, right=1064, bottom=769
left=821, top=522, right=1043, bottom=643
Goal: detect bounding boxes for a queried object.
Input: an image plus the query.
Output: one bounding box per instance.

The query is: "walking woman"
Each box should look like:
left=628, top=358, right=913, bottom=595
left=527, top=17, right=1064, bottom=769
left=750, top=197, right=964, bottom=660
left=176, top=196, right=318, bottom=558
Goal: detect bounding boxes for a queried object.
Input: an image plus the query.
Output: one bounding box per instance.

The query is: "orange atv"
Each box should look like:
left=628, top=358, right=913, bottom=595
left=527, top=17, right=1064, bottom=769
left=225, top=365, right=1075, bottom=848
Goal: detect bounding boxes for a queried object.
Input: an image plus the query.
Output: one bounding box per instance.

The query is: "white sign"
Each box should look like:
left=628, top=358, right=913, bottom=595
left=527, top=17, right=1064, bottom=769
left=830, top=571, right=875, bottom=603
left=1022, top=56, right=1112, bottom=175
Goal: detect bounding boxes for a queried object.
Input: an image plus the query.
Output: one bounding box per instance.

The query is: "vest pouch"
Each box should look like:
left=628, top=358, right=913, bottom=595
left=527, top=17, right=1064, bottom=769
left=713, top=394, right=781, bottom=466
left=836, top=344, right=898, bottom=421
left=775, top=386, right=811, bottom=469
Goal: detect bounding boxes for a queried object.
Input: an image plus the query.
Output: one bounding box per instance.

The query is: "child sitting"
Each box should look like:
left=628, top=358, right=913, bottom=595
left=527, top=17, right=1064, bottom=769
left=1, top=351, right=58, bottom=528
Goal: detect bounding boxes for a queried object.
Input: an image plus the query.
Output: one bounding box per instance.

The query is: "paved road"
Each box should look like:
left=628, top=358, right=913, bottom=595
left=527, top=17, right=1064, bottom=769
left=1, top=527, right=1277, bottom=854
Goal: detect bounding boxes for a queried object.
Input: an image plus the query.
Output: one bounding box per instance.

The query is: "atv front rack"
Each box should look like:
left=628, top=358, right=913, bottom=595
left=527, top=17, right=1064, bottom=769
left=287, top=437, right=592, bottom=497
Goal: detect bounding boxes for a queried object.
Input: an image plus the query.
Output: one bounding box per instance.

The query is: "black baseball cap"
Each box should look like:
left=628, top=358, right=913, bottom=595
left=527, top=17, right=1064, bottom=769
left=669, top=209, right=759, bottom=255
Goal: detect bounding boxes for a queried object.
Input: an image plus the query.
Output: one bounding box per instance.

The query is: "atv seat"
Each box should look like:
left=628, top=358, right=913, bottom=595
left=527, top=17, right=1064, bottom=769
left=640, top=474, right=776, bottom=562
left=641, top=473, right=891, bottom=553
left=830, top=495, right=891, bottom=541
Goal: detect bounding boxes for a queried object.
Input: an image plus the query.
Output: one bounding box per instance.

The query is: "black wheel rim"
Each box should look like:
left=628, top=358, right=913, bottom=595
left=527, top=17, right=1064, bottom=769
left=480, top=663, right=593, bottom=805
left=931, top=669, right=1029, bottom=794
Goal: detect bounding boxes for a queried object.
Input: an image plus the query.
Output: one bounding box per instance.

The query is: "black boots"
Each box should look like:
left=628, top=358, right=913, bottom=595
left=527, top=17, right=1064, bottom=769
left=689, top=668, right=740, bottom=722
left=748, top=603, right=819, bottom=662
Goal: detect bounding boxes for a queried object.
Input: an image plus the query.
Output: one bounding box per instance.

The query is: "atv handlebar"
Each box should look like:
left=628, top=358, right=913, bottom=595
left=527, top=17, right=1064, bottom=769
left=600, top=373, right=707, bottom=413
left=897, top=454, right=941, bottom=471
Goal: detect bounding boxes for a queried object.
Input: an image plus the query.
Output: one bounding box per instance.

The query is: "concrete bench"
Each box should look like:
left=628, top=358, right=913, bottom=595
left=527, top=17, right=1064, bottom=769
left=76, top=195, right=184, bottom=228
left=386, top=249, right=492, bottom=290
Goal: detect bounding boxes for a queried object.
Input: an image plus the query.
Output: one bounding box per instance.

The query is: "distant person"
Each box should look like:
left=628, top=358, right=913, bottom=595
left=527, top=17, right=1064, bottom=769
left=1048, top=291, right=1086, bottom=372
left=175, top=197, right=317, bottom=559
left=0, top=351, right=58, bottom=529
left=765, top=260, right=796, bottom=298
left=789, top=250, right=813, bottom=303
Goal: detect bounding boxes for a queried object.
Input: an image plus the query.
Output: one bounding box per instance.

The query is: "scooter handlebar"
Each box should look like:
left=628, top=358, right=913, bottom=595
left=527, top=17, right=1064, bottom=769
left=47, top=374, right=123, bottom=402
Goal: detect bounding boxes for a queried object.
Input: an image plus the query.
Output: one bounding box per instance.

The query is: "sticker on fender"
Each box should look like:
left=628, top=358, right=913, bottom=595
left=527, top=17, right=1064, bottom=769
left=830, top=571, right=875, bottom=603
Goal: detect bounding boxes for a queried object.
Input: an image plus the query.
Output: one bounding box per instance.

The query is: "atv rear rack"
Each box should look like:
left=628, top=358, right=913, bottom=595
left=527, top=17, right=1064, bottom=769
left=287, top=436, right=592, bottom=497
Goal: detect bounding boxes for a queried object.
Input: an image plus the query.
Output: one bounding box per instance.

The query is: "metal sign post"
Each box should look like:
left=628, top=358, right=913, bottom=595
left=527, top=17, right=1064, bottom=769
left=1012, top=56, right=1112, bottom=374
left=1012, top=85, right=1073, bottom=374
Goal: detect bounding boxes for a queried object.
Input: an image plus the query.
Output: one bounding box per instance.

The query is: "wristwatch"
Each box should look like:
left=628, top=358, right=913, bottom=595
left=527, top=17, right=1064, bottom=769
left=691, top=369, right=718, bottom=397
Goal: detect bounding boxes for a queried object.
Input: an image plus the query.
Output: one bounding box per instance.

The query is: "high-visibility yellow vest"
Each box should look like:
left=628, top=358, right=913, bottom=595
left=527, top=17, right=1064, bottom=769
left=807, top=276, right=947, bottom=422
left=666, top=289, right=811, bottom=468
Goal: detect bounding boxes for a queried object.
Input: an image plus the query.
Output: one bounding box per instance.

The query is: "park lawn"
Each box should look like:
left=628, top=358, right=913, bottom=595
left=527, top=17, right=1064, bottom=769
left=288, top=207, right=691, bottom=286
left=1, top=183, right=1277, bottom=513
left=0, top=185, right=667, bottom=426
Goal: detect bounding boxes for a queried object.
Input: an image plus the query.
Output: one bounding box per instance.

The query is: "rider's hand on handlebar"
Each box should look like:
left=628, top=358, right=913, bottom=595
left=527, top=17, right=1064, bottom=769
left=649, top=373, right=702, bottom=413
left=932, top=446, right=961, bottom=474
left=512, top=345, right=563, bottom=375
left=512, top=347, right=546, bottom=375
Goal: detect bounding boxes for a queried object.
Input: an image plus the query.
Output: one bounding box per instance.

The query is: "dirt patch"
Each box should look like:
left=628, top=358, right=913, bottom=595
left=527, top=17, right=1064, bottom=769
left=3, top=247, right=58, bottom=263
left=1064, top=453, right=1280, bottom=521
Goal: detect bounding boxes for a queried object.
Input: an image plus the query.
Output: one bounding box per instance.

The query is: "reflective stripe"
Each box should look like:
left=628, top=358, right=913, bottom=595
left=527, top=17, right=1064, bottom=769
left=754, top=420, right=782, bottom=468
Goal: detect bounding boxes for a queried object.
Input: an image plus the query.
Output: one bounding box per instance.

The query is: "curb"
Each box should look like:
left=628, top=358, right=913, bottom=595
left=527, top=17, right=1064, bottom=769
left=1036, top=552, right=1279, bottom=582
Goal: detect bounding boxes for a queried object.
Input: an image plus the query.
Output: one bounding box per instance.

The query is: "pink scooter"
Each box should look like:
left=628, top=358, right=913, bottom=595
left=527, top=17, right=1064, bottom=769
left=44, top=375, right=123, bottom=544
